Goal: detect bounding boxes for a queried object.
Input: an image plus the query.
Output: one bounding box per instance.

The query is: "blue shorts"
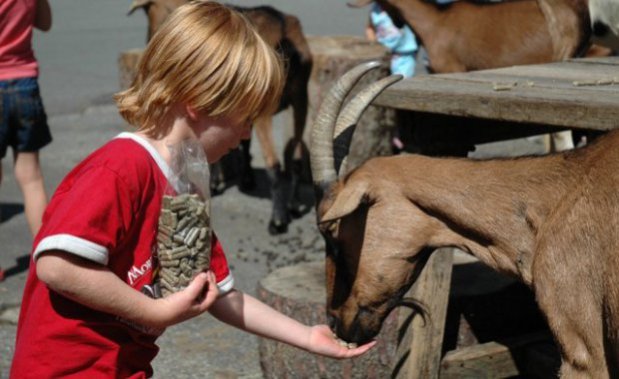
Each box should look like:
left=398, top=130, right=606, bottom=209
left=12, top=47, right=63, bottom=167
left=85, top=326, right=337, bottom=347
left=0, top=77, right=52, bottom=159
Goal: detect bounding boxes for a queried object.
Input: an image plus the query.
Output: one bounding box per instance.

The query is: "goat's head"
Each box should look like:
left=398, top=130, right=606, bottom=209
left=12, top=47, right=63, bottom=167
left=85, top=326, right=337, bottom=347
left=310, top=63, right=434, bottom=344
left=128, top=0, right=186, bottom=41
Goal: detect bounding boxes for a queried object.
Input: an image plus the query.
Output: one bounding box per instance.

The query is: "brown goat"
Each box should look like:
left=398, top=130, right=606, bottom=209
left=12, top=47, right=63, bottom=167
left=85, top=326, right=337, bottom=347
left=128, top=0, right=313, bottom=234
left=349, top=0, right=613, bottom=158
left=310, top=63, right=619, bottom=377
left=348, top=0, right=606, bottom=72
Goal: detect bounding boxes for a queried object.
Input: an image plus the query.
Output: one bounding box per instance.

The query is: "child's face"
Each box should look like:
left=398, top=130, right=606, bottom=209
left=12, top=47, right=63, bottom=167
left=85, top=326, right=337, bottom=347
left=193, top=113, right=252, bottom=163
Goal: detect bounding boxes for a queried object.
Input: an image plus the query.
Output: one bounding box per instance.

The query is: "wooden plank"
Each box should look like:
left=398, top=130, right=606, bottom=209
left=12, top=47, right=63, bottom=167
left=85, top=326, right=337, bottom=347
left=476, top=60, right=619, bottom=82
left=439, top=332, right=556, bottom=379
left=374, top=74, right=619, bottom=130
left=393, top=248, right=454, bottom=379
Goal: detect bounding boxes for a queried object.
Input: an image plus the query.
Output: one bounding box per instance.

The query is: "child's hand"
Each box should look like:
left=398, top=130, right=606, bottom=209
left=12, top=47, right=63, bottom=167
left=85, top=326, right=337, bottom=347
left=306, top=325, right=377, bottom=359
left=153, top=271, right=219, bottom=328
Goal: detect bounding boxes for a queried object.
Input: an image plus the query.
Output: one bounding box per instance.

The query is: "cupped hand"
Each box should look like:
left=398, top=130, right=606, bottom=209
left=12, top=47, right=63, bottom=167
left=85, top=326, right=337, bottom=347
left=154, top=270, right=219, bottom=328
left=307, top=324, right=377, bottom=359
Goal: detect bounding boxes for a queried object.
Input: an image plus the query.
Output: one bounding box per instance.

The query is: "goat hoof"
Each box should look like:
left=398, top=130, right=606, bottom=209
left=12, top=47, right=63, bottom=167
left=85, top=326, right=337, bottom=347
left=288, top=202, right=308, bottom=218
left=268, top=219, right=289, bottom=235
left=239, top=172, right=256, bottom=191
left=210, top=180, right=226, bottom=195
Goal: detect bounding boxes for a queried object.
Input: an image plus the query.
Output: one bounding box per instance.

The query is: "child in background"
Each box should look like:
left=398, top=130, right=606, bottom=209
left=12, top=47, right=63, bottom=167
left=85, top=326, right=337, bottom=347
left=366, top=2, right=418, bottom=152
left=366, top=2, right=418, bottom=78
left=10, top=2, right=375, bottom=377
left=0, top=0, right=53, bottom=244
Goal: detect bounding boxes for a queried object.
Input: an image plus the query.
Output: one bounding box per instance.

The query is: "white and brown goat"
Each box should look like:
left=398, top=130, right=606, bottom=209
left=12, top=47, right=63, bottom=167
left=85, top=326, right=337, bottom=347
left=310, top=62, right=619, bottom=377
left=129, top=0, right=313, bottom=234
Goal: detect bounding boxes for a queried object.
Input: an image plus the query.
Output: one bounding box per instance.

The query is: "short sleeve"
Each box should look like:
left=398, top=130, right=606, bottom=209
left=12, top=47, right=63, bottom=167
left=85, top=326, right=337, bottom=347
left=210, top=232, right=234, bottom=294
left=34, top=165, right=136, bottom=265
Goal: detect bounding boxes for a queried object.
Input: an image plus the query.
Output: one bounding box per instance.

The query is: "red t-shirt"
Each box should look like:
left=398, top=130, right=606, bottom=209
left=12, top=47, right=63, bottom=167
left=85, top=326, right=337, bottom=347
left=11, top=133, right=233, bottom=378
left=0, top=0, right=38, bottom=80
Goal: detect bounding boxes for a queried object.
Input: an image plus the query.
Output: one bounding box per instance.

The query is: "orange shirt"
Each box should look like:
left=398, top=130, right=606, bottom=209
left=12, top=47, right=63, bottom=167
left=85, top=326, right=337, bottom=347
left=0, top=0, right=38, bottom=80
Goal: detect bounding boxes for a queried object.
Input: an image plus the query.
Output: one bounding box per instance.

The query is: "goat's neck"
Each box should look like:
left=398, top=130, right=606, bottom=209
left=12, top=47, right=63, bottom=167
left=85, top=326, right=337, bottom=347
left=391, top=154, right=579, bottom=284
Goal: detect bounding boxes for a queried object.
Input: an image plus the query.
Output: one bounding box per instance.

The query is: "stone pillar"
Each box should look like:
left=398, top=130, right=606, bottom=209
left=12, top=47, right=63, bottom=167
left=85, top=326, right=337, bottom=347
left=256, top=260, right=399, bottom=379
left=118, top=48, right=143, bottom=90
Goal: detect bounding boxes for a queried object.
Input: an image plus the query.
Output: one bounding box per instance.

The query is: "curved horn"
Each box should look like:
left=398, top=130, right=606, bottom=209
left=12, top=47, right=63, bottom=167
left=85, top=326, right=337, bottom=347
left=333, top=74, right=403, bottom=175
left=310, top=61, right=382, bottom=190
left=128, top=0, right=152, bottom=15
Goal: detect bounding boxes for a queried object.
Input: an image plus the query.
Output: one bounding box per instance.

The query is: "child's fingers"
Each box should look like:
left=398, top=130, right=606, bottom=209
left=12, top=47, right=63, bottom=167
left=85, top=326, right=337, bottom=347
left=184, top=272, right=209, bottom=300
left=198, top=271, right=219, bottom=308
left=342, top=340, right=376, bottom=357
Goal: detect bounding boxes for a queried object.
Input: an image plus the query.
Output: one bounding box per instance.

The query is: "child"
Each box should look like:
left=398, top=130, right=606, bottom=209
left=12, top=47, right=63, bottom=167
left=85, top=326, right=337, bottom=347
left=366, top=2, right=418, bottom=78
left=10, top=2, right=375, bottom=377
left=0, top=0, right=53, bottom=240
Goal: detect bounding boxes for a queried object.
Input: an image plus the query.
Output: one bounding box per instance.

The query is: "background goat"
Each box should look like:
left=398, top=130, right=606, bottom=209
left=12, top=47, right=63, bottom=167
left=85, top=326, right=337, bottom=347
left=349, top=0, right=610, bottom=72
left=348, top=0, right=613, bottom=151
left=310, top=62, right=619, bottom=377
left=128, top=0, right=313, bottom=234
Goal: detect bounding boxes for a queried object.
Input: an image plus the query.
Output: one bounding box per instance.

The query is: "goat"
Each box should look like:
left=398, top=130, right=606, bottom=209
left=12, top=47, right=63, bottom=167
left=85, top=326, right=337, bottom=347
left=349, top=0, right=614, bottom=156
left=310, top=62, right=619, bottom=377
left=348, top=0, right=610, bottom=72
left=128, top=0, right=313, bottom=234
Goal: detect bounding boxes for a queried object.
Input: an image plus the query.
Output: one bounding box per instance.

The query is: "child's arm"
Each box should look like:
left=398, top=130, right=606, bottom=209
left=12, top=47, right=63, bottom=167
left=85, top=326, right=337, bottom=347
left=36, top=250, right=219, bottom=329
left=209, top=289, right=376, bottom=359
left=366, top=15, right=377, bottom=41
left=34, top=0, right=52, bottom=32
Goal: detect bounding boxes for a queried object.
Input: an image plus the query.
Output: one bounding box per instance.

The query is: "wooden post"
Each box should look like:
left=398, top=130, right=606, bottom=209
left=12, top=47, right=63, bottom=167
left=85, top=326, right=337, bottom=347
left=118, top=48, right=143, bottom=90
left=392, top=248, right=454, bottom=379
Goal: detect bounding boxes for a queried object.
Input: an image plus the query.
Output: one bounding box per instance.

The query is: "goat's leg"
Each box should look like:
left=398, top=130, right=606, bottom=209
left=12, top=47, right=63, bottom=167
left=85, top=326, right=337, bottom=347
left=533, top=252, right=609, bottom=377
left=535, top=285, right=608, bottom=377
left=254, top=115, right=290, bottom=234
left=209, top=161, right=226, bottom=195
left=238, top=138, right=255, bottom=191
left=284, top=86, right=310, bottom=218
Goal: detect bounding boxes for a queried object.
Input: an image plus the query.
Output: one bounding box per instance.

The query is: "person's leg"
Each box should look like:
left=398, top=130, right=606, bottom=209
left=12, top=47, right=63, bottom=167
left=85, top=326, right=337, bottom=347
left=11, top=77, right=52, bottom=236
left=0, top=161, right=3, bottom=281
left=13, top=150, right=47, bottom=236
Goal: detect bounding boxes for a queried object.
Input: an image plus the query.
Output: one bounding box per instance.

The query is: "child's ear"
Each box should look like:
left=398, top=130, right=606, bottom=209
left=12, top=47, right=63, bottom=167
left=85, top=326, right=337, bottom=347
left=185, top=105, right=199, bottom=121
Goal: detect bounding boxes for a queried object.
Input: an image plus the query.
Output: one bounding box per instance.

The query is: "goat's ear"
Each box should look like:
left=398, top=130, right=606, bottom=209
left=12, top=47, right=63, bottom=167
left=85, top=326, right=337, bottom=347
left=128, top=0, right=152, bottom=15
left=319, top=181, right=369, bottom=223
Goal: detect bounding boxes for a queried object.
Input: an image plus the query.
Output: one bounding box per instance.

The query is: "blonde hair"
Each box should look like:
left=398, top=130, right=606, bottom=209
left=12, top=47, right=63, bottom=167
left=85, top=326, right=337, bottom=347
left=115, top=1, right=284, bottom=137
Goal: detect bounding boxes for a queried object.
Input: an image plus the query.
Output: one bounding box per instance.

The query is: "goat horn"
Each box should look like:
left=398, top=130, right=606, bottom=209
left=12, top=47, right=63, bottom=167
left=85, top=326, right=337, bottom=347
left=333, top=74, right=403, bottom=175
left=310, top=61, right=382, bottom=189
left=128, top=0, right=151, bottom=15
